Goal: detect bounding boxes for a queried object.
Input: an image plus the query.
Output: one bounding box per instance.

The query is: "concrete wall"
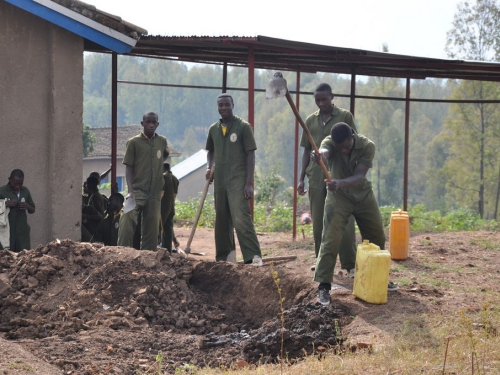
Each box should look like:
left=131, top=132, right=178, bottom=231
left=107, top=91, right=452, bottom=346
left=0, top=2, right=83, bottom=248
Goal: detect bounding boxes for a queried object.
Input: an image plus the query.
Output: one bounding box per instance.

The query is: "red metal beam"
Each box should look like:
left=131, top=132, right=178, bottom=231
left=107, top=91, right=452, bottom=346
left=111, top=53, right=118, bottom=193
left=292, top=72, right=301, bottom=241
left=404, top=78, right=410, bottom=211
left=248, top=46, right=255, bottom=218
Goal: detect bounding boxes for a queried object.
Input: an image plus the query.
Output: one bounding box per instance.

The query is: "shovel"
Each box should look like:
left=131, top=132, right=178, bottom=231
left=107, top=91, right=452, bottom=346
left=266, top=72, right=331, bottom=182
left=184, top=168, right=215, bottom=256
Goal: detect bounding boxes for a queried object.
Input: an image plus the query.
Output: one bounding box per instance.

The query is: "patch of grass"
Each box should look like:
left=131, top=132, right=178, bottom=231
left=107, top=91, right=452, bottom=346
left=8, top=362, right=35, bottom=371
left=421, top=263, right=441, bottom=270
left=469, top=238, right=499, bottom=251
left=428, top=280, right=451, bottom=287
left=419, top=238, right=434, bottom=246
left=391, top=264, right=408, bottom=272
left=397, top=278, right=412, bottom=286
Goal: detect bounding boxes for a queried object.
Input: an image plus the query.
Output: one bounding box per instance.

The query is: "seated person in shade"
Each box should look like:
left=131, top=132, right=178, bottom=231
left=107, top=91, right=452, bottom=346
left=92, top=193, right=124, bottom=246
left=160, top=162, right=179, bottom=252
left=82, top=176, right=106, bottom=241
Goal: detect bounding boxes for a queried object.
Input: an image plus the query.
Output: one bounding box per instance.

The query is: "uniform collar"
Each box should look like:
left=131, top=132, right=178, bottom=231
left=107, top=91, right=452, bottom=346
left=7, top=184, right=25, bottom=194
left=353, top=133, right=363, bottom=150
left=140, top=132, right=157, bottom=141
left=219, top=115, right=236, bottom=126
left=313, top=104, right=339, bottom=118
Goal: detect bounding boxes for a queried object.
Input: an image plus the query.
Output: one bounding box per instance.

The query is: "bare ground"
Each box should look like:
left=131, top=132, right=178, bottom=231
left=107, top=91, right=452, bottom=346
left=1, top=227, right=499, bottom=374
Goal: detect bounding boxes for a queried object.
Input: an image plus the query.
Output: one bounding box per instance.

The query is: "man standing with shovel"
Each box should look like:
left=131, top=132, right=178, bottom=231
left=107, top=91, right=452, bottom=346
left=298, top=83, right=358, bottom=275
left=205, top=94, right=263, bottom=266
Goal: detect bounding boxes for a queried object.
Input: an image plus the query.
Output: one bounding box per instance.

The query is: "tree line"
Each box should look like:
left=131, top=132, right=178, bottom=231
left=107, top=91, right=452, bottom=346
left=83, top=0, right=500, bottom=220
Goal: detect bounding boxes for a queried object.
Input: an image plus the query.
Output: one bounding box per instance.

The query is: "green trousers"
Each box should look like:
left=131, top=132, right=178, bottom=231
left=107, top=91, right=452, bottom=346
left=309, top=186, right=356, bottom=268
left=161, top=209, right=174, bottom=251
left=314, top=190, right=385, bottom=284
left=118, top=196, right=161, bottom=251
left=214, top=181, right=261, bottom=262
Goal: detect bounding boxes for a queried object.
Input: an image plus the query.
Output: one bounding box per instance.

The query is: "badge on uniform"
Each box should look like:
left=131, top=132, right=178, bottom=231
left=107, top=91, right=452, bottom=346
left=157, top=150, right=162, bottom=159
left=230, top=133, right=237, bottom=142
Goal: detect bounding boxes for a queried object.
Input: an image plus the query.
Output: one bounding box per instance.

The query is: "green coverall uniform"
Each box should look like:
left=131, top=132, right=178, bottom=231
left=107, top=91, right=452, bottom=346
left=118, top=132, right=169, bottom=250
left=300, top=106, right=357, bottom=269
left=0, top=184, right=35, bottom=252
left=205, top=115, right=261, bottom=262
left=160, top=171, right=179, bottom=251
left=91, top=213, right=121, bottom=246
left=314, top=133, right=385, bottom=284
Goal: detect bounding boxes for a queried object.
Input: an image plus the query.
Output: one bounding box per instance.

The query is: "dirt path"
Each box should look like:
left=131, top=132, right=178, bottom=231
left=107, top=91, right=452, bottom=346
left=1, top=228, right=499, bottom=374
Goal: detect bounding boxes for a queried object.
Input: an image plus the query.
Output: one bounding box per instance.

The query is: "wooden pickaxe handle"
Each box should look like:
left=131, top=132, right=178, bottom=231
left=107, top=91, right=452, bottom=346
left=284, top=91, right=332, bottom=182
left=185, top=167, right=215, bottom=252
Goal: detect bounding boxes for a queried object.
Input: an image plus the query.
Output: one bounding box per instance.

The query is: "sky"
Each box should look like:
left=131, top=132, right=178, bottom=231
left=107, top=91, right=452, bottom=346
left=94, top=0, right=463, bottom=60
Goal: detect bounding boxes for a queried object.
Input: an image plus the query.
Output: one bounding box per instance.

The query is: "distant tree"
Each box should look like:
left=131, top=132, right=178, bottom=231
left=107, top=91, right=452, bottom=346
left=83, top=123, right=96, bottom=157
left=442, top=0, right=500, bottom=218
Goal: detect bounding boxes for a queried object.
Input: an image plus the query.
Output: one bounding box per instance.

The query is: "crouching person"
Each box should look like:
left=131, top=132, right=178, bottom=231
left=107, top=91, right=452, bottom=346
left=312, top=123, right=393, bottom=305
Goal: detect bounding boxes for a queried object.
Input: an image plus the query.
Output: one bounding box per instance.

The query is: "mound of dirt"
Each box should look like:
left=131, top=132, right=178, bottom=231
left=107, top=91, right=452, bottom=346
left=0, top=239, right=348, bottom=374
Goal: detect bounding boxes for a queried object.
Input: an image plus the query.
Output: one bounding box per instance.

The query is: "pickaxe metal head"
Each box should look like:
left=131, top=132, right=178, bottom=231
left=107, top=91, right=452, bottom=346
left=266, top=72, right=288, bottom=99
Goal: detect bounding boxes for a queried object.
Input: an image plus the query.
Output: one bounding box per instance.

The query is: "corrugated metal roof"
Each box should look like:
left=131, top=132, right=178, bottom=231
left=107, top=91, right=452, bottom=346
left=171, top=149, right=207, bottom=180
left=87, top=125, right=181, bottom=158
left=98, top=34, right=500, bottom=82
left=53, top=0, right=147, bottom=39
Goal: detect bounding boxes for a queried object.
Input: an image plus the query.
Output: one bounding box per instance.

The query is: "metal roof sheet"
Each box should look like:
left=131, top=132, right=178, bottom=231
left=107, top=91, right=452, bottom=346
left=171, top=149, right=207, bottom=180
left=100, top=35, right=500, bottom=82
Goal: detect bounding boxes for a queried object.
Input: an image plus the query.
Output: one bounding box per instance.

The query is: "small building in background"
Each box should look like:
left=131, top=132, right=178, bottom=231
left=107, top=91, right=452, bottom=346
left=83, top=125, right=181, bottom=195
left=171, top=149, right=211, bottom=202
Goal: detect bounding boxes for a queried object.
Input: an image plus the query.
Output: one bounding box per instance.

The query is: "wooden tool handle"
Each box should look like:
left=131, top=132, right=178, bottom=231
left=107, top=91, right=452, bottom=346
left=186, top=168, right=214, bottom=249
left=285, top=91, right=332, bottom=182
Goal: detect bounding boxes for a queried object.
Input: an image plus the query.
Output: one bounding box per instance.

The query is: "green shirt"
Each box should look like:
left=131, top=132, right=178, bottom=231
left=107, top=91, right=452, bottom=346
left=301, top=105, right=357, bottom=188
left=0, top=184, right=35, bottom=252
left=123, top=132, right=170, bottom=199
left=161, top=171, right=179, bottom=219
left=320, top=133, right=375, bottom=202
left=206, top=115, right=257, bottom=186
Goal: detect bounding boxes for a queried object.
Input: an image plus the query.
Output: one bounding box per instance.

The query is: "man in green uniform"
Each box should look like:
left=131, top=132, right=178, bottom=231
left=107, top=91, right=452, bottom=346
left=160, top=162, right=179, bottom=252
left=117, top=111, right=169, bottom=250
left=82, top=175, right=107, bottom=241
left=0, top=169, right=35, bottom=252
left=92, top=193, right=124, bottom=246
left=312, top=123, right=388, bottom=305
left=297, top=83, right=357, bottom=274
left=206, top=94, right=263, bottom=266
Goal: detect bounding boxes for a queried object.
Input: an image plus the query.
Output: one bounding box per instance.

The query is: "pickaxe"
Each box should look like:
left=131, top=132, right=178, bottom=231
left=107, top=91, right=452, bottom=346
left=266, top=72, right=332, bottom=182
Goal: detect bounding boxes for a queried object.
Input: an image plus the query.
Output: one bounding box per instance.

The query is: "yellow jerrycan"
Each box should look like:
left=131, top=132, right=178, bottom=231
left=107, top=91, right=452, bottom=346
left=353, top=240, right=391, bottom=304
left=389, top=209, right=410, bottom=260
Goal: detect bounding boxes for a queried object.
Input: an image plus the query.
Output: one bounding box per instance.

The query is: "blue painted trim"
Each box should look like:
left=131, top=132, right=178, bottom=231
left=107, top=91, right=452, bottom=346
left=5, top=0, right=134, bottom=53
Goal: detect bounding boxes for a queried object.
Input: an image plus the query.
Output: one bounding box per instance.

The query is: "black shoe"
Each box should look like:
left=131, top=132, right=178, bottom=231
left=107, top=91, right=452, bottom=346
left=318, top=289, right=330, bottom=305
left=388, top=281, right=399, bottom=291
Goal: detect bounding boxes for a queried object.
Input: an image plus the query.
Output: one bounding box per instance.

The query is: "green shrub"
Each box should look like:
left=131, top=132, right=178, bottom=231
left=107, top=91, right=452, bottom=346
left=176, top=197, right=500, bottom=233
left=175, top=193, right=215, bottom=228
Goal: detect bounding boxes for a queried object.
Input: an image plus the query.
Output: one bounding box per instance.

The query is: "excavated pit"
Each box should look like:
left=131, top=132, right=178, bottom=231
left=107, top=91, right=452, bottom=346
left=0, top=240, right=350, bottom=374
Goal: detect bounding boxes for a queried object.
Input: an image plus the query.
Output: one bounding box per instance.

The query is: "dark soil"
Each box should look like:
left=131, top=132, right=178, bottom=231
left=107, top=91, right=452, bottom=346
left=1, top=228, right=499, bottom=374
